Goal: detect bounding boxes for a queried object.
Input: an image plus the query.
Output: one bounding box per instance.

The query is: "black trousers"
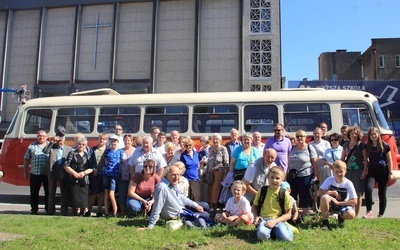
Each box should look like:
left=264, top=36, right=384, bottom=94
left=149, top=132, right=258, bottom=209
left=30, top=173, right=49, bottom=213
left=365, top=166, right=388, bottom=215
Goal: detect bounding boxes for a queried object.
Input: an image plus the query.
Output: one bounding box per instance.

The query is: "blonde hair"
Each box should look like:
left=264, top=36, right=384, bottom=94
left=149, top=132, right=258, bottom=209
left=332, top=160, right=347, bottom=171
left=230, top=180, right=247, bottom=195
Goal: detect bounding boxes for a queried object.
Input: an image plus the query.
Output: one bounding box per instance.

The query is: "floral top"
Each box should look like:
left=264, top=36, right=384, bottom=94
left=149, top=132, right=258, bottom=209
left=207, top=146, right=229, bottom=171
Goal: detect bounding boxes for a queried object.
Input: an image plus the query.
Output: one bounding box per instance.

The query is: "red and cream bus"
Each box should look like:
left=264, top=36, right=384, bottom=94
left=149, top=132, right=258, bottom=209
left=0, top=88, right=398, bottom=185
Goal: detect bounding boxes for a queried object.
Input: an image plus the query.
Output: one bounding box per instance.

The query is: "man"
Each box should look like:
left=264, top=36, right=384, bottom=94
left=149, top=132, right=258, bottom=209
left=23, top=130, right=50, bottom=215
left=150, top=126, right=161, bottom=145
left=146, top=165, right=208, bottom=229
left=170, top=130, right=180, bottom=145
left=108, top=124, right=124, bottom=149
left=243, top=148, right=278, bottom=203
left=264, top=123, right=291, bottom=173
left=319, top=122, right=330, bottom=141
left=43, top=126, right=73, bottom=215
left=129, top=136, right=167, bottom=178
left=252, top=131, right=265, bottom=156
left=224, top=128, right=242, bottom=159
left=309, top=127, right=331, bottom=184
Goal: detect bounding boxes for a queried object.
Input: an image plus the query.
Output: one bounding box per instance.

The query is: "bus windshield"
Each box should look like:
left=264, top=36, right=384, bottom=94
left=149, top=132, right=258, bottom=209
left=373, top=101, right=391, bottom=130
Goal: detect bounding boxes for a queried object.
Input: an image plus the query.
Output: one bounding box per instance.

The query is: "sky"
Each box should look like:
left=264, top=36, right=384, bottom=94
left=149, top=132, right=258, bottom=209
left=281, top=0, right=400, bottom=82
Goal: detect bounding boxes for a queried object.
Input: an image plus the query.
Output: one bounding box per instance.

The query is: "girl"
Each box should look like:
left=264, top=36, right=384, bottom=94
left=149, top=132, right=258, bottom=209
left=215, top=180, right=253, bottom=227
left=363, top=127, right=393, bottom=218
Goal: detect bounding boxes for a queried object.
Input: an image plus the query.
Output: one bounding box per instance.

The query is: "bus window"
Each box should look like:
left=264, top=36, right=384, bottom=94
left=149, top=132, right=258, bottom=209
left=98, top=106, right=140, bottom=133
left=55, top=108, right=95, bottom=134
left=342, top=103, right=374, bottom=131
left=283, top=103, right=331, bottom=132
left=144, top=106, right=188, bottom=133
left=244, top=105, right=278, bottom=132
left=193, top=105, right=238, bottom=133
left=24, top=109, right=52, bottom=134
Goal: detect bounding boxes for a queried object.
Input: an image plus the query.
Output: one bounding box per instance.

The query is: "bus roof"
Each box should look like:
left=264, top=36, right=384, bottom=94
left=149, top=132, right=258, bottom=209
left=22, top=89, right=377, bottom=108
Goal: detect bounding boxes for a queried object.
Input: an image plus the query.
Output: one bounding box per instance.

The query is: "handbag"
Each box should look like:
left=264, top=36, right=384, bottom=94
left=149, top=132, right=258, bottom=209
left=203, top=171, right=215, bottom=184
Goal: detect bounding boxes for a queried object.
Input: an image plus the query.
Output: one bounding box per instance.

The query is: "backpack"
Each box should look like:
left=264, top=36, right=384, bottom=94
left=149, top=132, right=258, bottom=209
left=257, top=186, right=286, bottom=216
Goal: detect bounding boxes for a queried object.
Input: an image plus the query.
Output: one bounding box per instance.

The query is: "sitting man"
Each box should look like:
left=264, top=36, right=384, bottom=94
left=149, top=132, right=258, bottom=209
left=145, top=165, right=209, bottom=229
left=317, top=160, right=357, bottom=230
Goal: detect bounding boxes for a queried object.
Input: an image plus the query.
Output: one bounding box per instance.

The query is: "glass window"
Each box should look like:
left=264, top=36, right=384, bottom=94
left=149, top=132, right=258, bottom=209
left=98, top=106, right=140, bottom=133
left=284, top=103, right=331, bottom=132
left=250, top=0, right=271, bottom=34
left=373, top=101, right=390, bottom=130
left=379, top=55, right=384, bottom=68
left=24, top=109, right=52, bottom=134
left=6, top=110, right=18, bottom=135
left=244, top=105, right=277, bottom=132
left=193, top=105, right=238, bottom=133
left=341, top=103, right=374, bottom=131
left=55, top=108, right=95, bottom=134
left=144, top=106, right=188, bottom=133
left=396, top=55, right=400, bottom=68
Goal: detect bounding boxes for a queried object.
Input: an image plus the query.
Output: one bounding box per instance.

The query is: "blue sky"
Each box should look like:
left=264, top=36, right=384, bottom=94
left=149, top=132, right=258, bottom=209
left=281, top=0, right=400, bottom=82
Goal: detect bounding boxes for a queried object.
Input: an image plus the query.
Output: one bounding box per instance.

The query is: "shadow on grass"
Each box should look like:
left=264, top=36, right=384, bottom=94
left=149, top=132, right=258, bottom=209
left=116, top=216, right=150, bottom=227
left=205, top=225, right=259, bottom=244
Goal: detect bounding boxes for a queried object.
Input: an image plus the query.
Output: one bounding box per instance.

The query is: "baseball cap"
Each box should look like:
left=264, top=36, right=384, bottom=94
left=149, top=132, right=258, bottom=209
left=109, top=134, right=120, bottom=142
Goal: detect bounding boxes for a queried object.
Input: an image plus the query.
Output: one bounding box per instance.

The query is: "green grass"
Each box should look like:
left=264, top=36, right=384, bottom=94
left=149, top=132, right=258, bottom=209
left=0, top=214, right=399, bottom=249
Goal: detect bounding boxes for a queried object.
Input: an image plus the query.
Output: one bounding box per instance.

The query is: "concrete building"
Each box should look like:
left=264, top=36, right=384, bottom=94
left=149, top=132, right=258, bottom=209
left=319, top=38, right=400, bottom=81
left=0, top=0, right=282, bottom=130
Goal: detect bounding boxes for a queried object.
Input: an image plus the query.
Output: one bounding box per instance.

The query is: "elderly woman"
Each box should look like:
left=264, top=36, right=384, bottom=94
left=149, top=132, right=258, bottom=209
left=126, top=159, right=161, bottom=215
left=229, top=132, right=260, bottom=181
left=287, top=129, right=318, bottom=217
left=180, top=138, right=201, bottom=201
left=64, top=136, right=92, bottom=216
left=163, top=142, right=179, bottom=167
left=118, top=134, right=136, bottom=215
left=341, top=125, right=367, bottom=217
left=206, top=133, right=229, bottom=212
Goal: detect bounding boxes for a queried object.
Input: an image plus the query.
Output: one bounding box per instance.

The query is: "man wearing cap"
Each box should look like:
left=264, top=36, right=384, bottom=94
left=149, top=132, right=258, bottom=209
left=43, top=126, right=73, bottom=215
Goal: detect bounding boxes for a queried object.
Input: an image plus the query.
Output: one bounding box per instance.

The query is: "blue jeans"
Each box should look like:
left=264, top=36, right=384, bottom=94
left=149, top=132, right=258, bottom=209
left=126, top=197, right=151, bottom=213
left=257, top=218, right=293, bottom=241
left=118, top=179, right=130, bottom=207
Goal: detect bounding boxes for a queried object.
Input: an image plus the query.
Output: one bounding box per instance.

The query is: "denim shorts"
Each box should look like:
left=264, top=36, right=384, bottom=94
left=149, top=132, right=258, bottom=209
left=103, top=175, right=118, bottom=191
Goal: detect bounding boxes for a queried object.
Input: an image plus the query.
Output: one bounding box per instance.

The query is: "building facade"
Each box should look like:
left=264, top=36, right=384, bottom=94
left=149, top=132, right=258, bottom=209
left=0, top=0, right=281, bottom=125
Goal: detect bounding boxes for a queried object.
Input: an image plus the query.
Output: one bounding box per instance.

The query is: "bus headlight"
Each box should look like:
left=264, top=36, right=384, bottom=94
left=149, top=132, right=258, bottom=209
left=0, top=170, right=3, bottom=179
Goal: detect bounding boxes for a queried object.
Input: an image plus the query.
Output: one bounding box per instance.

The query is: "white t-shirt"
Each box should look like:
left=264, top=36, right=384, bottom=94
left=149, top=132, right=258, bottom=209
left=309, top=139, right=331, bottom=168
left=128, top=147, right=167, bottom=173
left=319, top=176, right=358, bottom=201
left=224, top=196, right=254, bottom=222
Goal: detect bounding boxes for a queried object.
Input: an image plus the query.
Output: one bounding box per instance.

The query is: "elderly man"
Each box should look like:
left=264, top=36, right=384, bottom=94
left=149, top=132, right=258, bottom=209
left=252, top=131, right=265, bottom=156
left=224, top=128, right=242, bottom=159
left=43, top=126, right=73, bottom=215
left=243, top=148, right=278, bottom=203
left=146, top=165, right=209, bottom=229
left=264, top=123, right=292, bottom=173
left=129, top=136, right=167, bottom=178
left=170, top=130, right=180, bottom=145
left=23, top=130, right=50, bottom=215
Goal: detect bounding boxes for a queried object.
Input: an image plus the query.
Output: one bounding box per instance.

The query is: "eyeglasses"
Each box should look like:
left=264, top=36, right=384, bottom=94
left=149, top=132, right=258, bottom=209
left=143, top=165, right=154, bottom=169
left=289, top=138, right=295, bottom=141
left=296, top=135, right=305, bottom=138
left=330, top=139, right=339, bottom=142
left=115, top=128, right=122, bottom=131
left=274, top=129, right=282, bottom=132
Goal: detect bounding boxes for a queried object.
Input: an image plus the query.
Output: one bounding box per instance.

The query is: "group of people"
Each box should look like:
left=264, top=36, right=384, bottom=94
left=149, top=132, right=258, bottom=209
left=23, top=122, right=394, bottom=241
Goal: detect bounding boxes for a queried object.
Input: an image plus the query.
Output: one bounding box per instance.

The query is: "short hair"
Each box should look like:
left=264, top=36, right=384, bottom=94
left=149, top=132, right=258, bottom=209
left=99, top=132, right=109, bottom=139
left=150, top=126, right=160, bottom=133
left=332, top=160, right=347, bottom=171
left=341, top=125, right=349, bottom=131
left=213, top=133, right=222, bottom=141
left=142, top=135, right=153, bottom=144
left=164, top=141, right=176, bottom=151
left=75, top=136, right=87, bottom=146
left=269, top=166, right=285, bottom=179
left=124, top=134, right=133, bottom=141
left=158, top=131, right=166, bottom=138
left=328, top=133, right=341, bottom=141
left=273, top=123, right=284, bottom=128
left=230, top=128, right=238, bottom=134
left=242, top=132, right=253, bottom=140
left=230, top=180, right=247, bottom=194
left=295, top=129, right=306, bottom=137
left=200, top=135, right=209, bottom=143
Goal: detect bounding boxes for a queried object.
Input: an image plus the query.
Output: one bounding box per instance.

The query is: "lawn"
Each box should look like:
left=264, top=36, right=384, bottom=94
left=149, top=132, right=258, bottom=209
left=0, top=214, right=399, bottom=249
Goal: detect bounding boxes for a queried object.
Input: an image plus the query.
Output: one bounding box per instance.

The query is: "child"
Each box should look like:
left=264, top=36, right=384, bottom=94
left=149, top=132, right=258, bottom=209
left=103, top=134, right=123, bottom=217
left=215, top=180, right=253, bottom=227
left=252, top=167, right=293, bottom=241
left=317, top=160, right=357, bottom=230
left=280, top=182, right=299, bottom=226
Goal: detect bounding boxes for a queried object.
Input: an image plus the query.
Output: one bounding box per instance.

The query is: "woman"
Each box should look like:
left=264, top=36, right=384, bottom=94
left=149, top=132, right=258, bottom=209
left=163, top=142, right=179, bottom=167
left=126, top=159, right=160, bottom=215
left=287, top=134, right=297, bottom=147
left=340, top=125, right=367, bottom=217
left=199, top=135, right=210, bottom=164
left=229, top=132, right=260, bottom=181
left=118, top=134, right=135, bottom=215
left=363, top=127, right=393, bottom=218
left=206, top=133, right=229, bottom=212
left=64, top=137, right=92, bottom=216
left=321, top=133, right=343, bottom=184
left=180, top=138, right=201, bottom=201
left=287, top=130, right=317, bottom=217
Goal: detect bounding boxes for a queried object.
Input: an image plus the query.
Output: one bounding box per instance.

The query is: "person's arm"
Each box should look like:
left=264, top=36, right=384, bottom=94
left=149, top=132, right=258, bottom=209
left=265, top=209, right=292, bottom=229
left=229, top=158, right=236, bottom=172
left=386, top=150, right=393, bottom=181
left=64, top=152, right=85, bottom=179
left=331, top=197, right=357, bottom=207
left=23, top=158, right=30, bottom=180
left=340, top=147, right=346, bottom=161
left=251, top=204, right=261, bottom=225
left=243, top=179, right=257, bottom=197
left=292, top=203, right=299, bottom=221
left=361, top=147, right=368, bottom=180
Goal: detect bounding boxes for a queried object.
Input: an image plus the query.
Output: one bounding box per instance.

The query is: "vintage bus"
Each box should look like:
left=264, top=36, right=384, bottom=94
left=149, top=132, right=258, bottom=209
left=0, top=88, right=398, bottom=186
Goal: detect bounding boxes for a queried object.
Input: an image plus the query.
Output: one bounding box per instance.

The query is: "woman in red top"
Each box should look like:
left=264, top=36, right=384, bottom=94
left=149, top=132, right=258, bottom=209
left=126, top=159, right=161, bottom=215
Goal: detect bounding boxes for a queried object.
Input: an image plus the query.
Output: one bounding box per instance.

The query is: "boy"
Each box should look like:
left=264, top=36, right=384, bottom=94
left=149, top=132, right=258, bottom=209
left=252, top=167, right=293, bottom=241
left=317, top=160, right=357, bottom=230
left=280, top=182, right=299, bottom=226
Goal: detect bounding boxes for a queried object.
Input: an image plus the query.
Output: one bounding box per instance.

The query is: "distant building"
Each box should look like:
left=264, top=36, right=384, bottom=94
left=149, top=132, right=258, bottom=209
left=319, top=38, right=400, bottom=81
left=0, top=0, right=282, bottom=132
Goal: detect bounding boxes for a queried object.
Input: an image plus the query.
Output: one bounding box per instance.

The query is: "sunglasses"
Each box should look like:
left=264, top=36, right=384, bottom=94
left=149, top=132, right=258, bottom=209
left=296, top=135, right=305, bottom=138
left=274, top=129, right=282, bottom=132
left=143, top=165, right=154, bottom=169
left=330, top=139, right=339, bottom=142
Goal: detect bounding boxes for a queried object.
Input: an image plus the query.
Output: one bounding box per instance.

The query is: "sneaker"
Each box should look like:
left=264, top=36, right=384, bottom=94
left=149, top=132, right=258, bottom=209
left=84, top=211, right=91, bottom=217
left=96, top=212, right=103, bottom=217
left=362, top=212, right=373, bottom=219
left=321, top=221, right=332, bottom=231
left=338, top=215, right=345, bottom=227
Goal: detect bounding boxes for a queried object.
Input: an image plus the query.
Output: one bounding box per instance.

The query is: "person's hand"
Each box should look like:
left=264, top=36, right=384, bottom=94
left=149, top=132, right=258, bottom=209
left=195, top=205, right=204, bottom=213
left=253, top=216, right=262, bottom=226
left=137, top=227, right=149, bottom=231
left=145, top=200, right=154, bottom=212
left=361, top=171, right=367, bottom=180
left=23, top=171, right=29, bottom=180
left=330, top=197, right=339, bottom=205
left=264, top=219, right=277, bottom=228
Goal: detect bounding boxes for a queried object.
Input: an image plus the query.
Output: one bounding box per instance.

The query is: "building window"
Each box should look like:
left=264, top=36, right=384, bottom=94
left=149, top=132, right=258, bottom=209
left=250, top=39, right=272, bottom=78
left=396, top=55, right=400, bottom=68
left=379, top=55, right=385, bottom=68
left=250, top=0, right=271, bottom=34
left=251, top=84, right=271, bottom=91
